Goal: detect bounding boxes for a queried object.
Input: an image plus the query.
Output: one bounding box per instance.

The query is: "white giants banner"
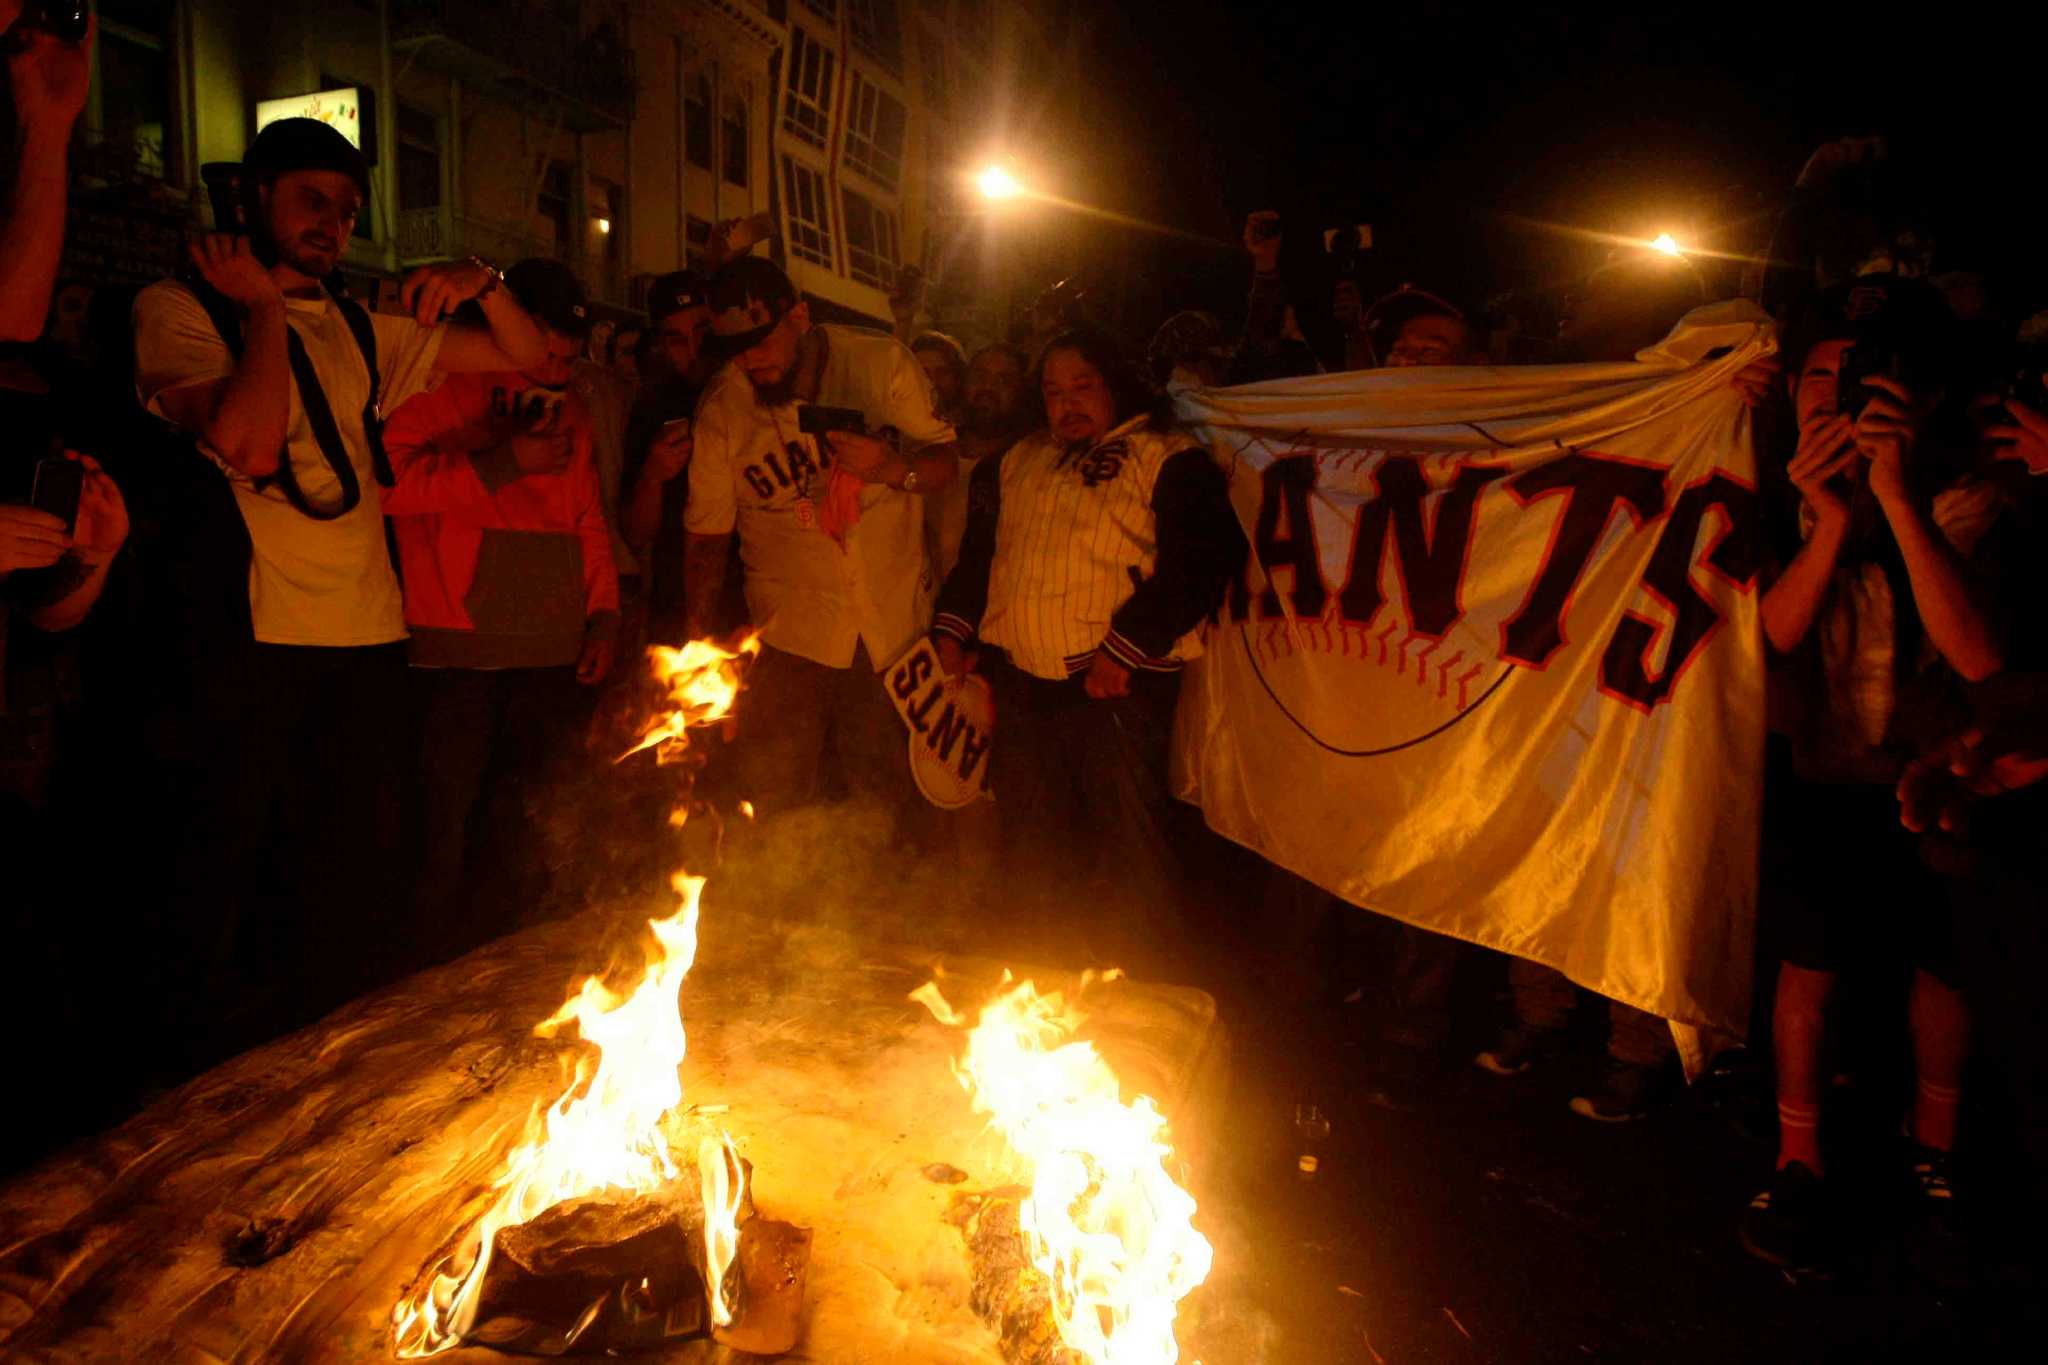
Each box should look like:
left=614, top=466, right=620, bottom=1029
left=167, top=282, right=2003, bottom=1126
left=1173, top=302, right=1774, bottom=1037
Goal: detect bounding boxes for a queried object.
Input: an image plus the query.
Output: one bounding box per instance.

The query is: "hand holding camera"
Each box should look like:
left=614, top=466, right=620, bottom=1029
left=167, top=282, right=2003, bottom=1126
left=1787, top=411, right=1861, bottom=522
left=1984, top=397, right=2048, bottom=477
left=507, top=403, right=573, bottom=476
left=5, top=4, right=92, bottom=138
left=1850, top=373, right=1923, bottom=501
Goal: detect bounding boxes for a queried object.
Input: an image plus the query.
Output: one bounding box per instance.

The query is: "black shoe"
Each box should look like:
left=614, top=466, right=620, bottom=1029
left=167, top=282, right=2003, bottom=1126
left=1740, top=1161, right=1832, bottom=1273
left=1569, top=1060, right=1667, bottom=1122
left=1474, top=1025, right=1562, bottom=1077
left=1361, top=1040, right=1439, bottom=1112
left=1904, top=1143, right=1969, bottom=1292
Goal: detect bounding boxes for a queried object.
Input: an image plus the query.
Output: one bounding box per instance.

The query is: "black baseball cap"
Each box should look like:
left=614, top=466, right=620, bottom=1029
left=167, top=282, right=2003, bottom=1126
left=243, top=117, right=371, bottom=203
left=647, top=270, right=710, bottom=326
left=708, top=256, right=799, bottom=353
left=505, top=257, right=591, bottom=337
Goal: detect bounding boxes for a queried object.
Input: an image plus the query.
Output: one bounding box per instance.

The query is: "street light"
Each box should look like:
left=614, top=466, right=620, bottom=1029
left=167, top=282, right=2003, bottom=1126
left=1649, top=233, right=1683, bottom=257
left=977, top=166, right=1022, bottom=201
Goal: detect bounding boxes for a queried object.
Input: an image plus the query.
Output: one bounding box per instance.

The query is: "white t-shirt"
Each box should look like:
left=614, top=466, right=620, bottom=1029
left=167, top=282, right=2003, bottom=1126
left=133, top=280, right=446, bottom=646
left=685, top=325, right=956, bottom=670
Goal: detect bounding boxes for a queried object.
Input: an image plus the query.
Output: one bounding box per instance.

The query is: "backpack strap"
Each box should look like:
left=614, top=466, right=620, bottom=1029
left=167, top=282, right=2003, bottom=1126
left=333, top=295, right=395, bottom=489
left=177, top=273, right=384, bottom=519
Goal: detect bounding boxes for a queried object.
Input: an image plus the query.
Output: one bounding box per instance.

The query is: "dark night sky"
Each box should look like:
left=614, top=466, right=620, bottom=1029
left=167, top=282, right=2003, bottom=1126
left=1052, top=2, right=2045, bottom=334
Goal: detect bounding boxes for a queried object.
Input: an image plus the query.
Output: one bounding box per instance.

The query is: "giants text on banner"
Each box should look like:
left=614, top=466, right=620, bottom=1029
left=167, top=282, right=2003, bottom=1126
left=1172, top=302, right=1774, bottom=1038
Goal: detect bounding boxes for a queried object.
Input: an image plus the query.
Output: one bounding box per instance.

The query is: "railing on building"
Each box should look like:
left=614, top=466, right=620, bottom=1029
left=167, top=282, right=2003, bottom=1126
left=392, top=0, right=636, bottom=130
left=396, top=206, right=629, bottom=308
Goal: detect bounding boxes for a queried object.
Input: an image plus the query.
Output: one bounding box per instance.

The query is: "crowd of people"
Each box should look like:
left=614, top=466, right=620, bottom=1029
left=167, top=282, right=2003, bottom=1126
left=6, top=8, right=2048, bottom=1301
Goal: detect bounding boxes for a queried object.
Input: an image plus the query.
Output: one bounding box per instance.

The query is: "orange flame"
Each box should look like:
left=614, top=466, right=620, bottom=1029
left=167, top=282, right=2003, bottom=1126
left=620, top=633, right=761, bottom=764
left=914, top=973, right=1213, bottom=1365
left=393, top=641, right=754, bottom=1357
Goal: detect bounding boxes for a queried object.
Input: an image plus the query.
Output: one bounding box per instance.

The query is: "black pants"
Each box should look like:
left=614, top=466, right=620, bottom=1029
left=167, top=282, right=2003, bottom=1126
left=734, top=643, right=912, bottom=818
left=161, top=641, right=411, bottom=1060
left=984, top=652, right=1185, bottom=974
left=410, top=664, right=592, bottom=966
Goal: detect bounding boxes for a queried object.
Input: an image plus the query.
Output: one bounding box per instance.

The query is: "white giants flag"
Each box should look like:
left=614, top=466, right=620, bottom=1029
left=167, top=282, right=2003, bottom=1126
left=1173, top=303, right=1774, bottom=1038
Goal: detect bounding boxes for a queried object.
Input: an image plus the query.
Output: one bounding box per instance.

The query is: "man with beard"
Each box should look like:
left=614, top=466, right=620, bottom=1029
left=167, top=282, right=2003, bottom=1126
left=620, top=271, right=712, bottom=640
left=132, top=117, right=545, bottom=1051
left=928, top=342, right=1030, bottom=581
left=380, top=258, right=619, bottom=965
left=682, top=257, right=958, bottom=820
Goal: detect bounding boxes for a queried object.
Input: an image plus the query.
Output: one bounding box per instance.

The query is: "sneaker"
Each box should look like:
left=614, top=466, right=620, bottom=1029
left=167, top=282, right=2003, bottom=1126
left=1568, top=1061, right=1665, bottom=1122
left=1904, top=1143, right=1968, bottom=1292
left=1474, top=1025, right=1561, bottom=1077
left=1740, top=1161, right=1832, bottom=1273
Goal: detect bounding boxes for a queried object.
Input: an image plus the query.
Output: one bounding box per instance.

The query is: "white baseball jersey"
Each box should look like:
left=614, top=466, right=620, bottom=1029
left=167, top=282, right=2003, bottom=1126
left=967, top=416, right=1210, bottom=681
left=685, top=325, right=956, bottom=670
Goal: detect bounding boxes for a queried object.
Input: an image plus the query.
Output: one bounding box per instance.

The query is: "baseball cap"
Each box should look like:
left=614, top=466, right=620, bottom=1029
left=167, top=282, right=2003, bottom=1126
left=504, top=257, right=591, bottom=337
left=1146, top=311, right=1231, bottom=385
left=243, top=117, right=371, bottom=203
left=707, top=256, right=799, bottom=353
left=1364, top=285, right=1468, bottom=348
left=647, top=269, right=710, bottom=326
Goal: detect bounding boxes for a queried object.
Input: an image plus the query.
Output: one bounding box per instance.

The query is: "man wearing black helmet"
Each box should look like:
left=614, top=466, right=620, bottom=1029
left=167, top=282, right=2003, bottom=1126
left=130, top=117, right=547, bottom=1046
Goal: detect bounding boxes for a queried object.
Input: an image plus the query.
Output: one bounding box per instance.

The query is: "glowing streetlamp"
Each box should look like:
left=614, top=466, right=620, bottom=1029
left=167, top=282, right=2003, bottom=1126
left=977, top=166, right=1022, bottom=201
left=1649, top=233, right=1683, bottom=257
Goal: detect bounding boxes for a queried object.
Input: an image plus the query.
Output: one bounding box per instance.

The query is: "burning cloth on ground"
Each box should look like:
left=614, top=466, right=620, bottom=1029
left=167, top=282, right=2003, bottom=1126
left=1172, top=301, right=1773, bottom=1048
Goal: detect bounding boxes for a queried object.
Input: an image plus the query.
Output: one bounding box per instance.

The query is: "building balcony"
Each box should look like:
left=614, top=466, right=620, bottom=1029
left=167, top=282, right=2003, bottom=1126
left=396, top=205, right=631, bottom=308
left=392, top=0, right=635, bottom=131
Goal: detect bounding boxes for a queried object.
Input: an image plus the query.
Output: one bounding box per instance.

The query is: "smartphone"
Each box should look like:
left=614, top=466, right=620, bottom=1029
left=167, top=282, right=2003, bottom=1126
left=1836, top=338, right=1895, bottom=419
left=31, top=454, right=85, bottom=535
left=797, top=404, right=868, bottom=438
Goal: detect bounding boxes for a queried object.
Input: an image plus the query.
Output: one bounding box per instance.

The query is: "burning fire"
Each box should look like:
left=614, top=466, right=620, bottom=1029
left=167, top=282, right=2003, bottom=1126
left=393, top=636, right=757, bottom=1357
left=622, top=634, right=760, bottom=763
left=914, top=973, right=1214, bottom=1365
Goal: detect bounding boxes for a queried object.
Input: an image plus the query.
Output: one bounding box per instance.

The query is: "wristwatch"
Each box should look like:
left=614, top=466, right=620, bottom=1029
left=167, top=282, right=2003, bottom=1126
left=467, top=255, right=503, bottom=298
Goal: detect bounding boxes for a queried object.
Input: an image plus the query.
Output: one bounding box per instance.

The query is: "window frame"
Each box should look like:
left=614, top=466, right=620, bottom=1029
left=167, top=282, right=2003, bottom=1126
left=841, top=68, right=907, bottom=195
left=780, top=155, right=837, bottom=271
left=780, top=24, right=838, bottom=153
left=840, top=185, right=900, bottom=291
left=721, top=91, right=750, bottom=189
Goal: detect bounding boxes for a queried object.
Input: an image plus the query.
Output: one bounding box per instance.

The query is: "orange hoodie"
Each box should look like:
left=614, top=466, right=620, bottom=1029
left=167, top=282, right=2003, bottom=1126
left=381, top=370, right=620, bottom=670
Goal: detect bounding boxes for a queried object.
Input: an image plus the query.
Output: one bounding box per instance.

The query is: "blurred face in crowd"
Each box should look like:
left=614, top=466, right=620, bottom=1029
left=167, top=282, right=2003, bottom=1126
left=735, top=301, right=811, bottom=403
left=45, top=282, right=93, bottom=360
left=258, top=169, right=361, bottom=282
left=967, top=347, right=1028, bottom=431
left=1386, top=313, right=1477, bottom=367
left=1793, top=340, right=1852, bottom=428
left=656, top=304, right=712, bottom=385
left=1041, top=346, right=1118, bottom=445
left=917, top=346, right=964, bottom=414
left=611, top=327, right=643, bottom=384
left=526, top=323, right=584, bottom=388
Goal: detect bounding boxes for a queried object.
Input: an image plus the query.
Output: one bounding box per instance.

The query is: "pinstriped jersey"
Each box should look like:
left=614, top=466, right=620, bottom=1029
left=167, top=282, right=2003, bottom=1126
left=979, top=416, right=1208, bottom=680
